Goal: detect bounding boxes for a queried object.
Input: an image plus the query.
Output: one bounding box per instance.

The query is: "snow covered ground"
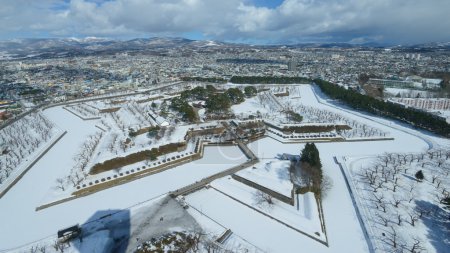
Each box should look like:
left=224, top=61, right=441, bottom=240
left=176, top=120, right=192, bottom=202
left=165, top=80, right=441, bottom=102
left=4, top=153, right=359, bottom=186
left=231, top=96, right=270, bottom=117
left=230, top=85, right=389, bottom=140
left=0, top=106, right=246, bottom=251
left=344, top=151, right=450, bottom=253
left=43, top=95, right=207, bottom=200
left=8, top=195, right=203, bottom=253
left=0, top=112, right=62, bottom=196
left=181, top=85, right=450, bottom=253
left=235, top=160, right=293, bottom=198
left=209, top=176, right=324, bottom=240
left=2, top=84, right=450, bottom=252
left=185, top=185, right=328, bottom=253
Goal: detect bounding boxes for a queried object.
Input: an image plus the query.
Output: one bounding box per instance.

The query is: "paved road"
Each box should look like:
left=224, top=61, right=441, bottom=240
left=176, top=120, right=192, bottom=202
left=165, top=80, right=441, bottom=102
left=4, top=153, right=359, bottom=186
left=0, top=104, right=43, bottom=131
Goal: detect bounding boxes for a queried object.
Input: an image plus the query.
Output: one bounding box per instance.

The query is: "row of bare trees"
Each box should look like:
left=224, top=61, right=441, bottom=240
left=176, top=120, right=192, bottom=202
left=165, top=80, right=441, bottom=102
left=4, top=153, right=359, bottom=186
left=56, top=132, right=103, bottom=191
left=256, top=89, right=389, bottom=139
left=125, top=101, right=154, bottom=127
left=0, top=112, right=55, bottom=185
left=109, top=111, right=126, bottom=131
left=67, top=103, right=98, bottom=118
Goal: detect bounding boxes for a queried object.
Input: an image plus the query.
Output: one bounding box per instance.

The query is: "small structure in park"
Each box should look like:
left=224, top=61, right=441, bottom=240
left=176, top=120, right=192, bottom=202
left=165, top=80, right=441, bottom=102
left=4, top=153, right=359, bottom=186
left=148, top=110, right=169, bottom=127
left=57, top=224, right=81, bottom=242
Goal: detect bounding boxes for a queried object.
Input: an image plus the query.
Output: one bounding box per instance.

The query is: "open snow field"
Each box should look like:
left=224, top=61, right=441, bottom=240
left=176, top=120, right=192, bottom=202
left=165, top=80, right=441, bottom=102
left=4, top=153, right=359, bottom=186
left=0, top=112, right=62, bottom=196
left=186, top=185, right=329, bottom=253
left=0, top=106, right=246, bottom=250
left=235, top=160, right=293, bottom=198
left=211, top=176, right=324, bottom=239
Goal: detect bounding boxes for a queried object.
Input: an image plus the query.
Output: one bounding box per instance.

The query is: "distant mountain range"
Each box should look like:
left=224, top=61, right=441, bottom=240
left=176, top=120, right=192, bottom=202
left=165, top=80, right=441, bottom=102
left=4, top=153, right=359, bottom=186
left=0, top=37, right=449, bottom=60
left=0, top=37, right=236, bottom=59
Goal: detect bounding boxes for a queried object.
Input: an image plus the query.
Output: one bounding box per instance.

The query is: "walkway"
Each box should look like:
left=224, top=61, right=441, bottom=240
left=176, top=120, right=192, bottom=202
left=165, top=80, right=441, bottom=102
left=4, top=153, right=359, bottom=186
left=171, top=154, right=258, bottom=197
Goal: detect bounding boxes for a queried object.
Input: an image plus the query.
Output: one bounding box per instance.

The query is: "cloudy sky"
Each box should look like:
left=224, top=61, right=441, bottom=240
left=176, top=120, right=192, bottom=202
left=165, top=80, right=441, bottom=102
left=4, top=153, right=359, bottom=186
left=1, top=0, right=449, bottom=44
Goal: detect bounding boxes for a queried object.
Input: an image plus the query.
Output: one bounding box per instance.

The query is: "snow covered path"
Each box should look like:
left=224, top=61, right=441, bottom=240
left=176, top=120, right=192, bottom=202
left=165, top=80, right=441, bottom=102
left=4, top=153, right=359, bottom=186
left=0, top=107, right=246, bottom=250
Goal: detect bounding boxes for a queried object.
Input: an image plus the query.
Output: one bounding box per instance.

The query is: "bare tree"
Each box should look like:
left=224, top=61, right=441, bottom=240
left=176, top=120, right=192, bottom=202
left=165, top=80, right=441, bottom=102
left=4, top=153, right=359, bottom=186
left=380, top=202, right=387, bottom=213
left=253, top=190, right=274, bottom=208
left=415, top=206, right=429, bottom=218
left=38, top=245, right=47, bottom=253
left=320, top=175, right=333, bottom=198
left=370, top=181, right=384, bottom=193
left=386, top=226, right=399, bottom=249
left=407, top=211, right=419, bottom=227
left=392, top=178, right=400, bottom=192
left=376, top=213, right=389, bottom=227
left=56, top=178, right=65, bottom=191
left=373, top=193, right=385, bottom=204
left=408, top=183, right=416, bottom=193
left=52, top=240, right=65, bottom=253
left=408, top=238, right=425, bottom=253
left=407, top=192, right=415, bottom=203
left=29, top=245, right=38, bottom=253
left=431, top=174, right=438, bottom=184
left=363, top=170, right=377, bottom=185
left=396, top=212, right=402, bottom=226
left=392, top=195, right=403, bottom=208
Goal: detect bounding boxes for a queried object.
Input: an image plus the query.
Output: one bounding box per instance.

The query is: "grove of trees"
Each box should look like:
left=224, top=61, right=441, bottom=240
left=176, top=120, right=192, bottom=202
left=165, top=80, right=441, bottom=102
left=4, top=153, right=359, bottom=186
left=205, top=93, right=231, bottom=112
left=225, top=88, right=245, bottom=104
left=206, top=87, right=245, bottom=112
left=180, top=76, right=227, bottom=83
left=314, top=79, right=450, bottom=137
left=170, top=97, right=197, bottom=122
left=244, top=86, right=257, bottom=97
left=230, top=76, right=310, bottom=84
left=299, top=143, right=324, bottom=195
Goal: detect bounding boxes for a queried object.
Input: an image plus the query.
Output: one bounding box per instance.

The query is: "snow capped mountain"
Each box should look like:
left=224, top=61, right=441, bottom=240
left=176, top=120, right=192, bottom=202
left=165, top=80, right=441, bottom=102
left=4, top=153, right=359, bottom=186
left=0, top=37, right=448, bottom=60
left=0, top=37, right=226, bottom=57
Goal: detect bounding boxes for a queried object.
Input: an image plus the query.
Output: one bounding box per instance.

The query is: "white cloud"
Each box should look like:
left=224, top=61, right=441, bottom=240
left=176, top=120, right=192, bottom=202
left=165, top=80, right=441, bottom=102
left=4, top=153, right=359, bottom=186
left=0, top=0, right=449, bottom=44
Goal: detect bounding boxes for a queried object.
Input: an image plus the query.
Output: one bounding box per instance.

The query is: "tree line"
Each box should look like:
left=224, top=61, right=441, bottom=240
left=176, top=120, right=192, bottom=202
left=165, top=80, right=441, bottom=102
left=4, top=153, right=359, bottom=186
left=230, top=76, right=310, bottom=84
left=181, top=76, right=227, bottom=83
left=314, top=79, right=450, bottom=137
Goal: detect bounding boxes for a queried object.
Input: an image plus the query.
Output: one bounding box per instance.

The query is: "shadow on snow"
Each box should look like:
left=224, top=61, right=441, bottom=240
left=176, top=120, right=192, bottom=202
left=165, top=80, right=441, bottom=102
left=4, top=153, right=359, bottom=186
left=415, top=200, right=450, bottom=253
